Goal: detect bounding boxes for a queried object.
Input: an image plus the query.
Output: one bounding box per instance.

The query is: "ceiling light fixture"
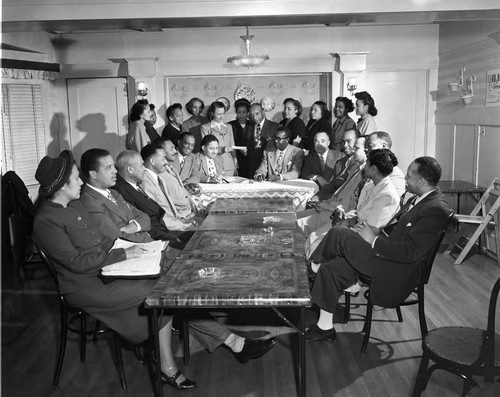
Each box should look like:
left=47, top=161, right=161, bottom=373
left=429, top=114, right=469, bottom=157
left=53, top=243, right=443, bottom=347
left=227, top=26, right=269, bottom=68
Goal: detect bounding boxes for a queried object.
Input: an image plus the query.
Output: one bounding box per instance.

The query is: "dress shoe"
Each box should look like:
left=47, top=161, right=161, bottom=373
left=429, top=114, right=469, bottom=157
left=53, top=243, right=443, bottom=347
left=305, top=324, right=337, bottom=342
left=161, top=370, right=197, bottom=390
left=234, top=337, right=276, bottom=363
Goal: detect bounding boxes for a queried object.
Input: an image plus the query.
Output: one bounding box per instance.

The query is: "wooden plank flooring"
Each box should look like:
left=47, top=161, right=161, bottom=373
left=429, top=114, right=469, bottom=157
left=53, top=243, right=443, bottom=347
left=2, top=236, right=500, bottom=397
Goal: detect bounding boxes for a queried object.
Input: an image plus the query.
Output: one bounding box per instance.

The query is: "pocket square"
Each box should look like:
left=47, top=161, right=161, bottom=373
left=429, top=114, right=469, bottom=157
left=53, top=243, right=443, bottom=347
left=406, top=222, right=412, bottom=227
left=286, top=161, right=292, bottom=165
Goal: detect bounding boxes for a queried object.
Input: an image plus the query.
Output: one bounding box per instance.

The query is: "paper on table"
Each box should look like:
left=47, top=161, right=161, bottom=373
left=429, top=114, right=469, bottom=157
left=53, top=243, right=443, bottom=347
left=109, top=238, right=168, bottom=252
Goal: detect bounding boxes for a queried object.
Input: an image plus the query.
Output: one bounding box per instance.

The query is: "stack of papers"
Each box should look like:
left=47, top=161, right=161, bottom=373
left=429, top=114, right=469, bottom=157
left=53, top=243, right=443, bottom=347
left=101, top=239, right=168, bottom=277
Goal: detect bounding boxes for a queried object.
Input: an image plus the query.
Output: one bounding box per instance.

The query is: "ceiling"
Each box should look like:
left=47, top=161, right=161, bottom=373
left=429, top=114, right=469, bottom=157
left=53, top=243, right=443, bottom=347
left=3, top=9, right=500, bottom=35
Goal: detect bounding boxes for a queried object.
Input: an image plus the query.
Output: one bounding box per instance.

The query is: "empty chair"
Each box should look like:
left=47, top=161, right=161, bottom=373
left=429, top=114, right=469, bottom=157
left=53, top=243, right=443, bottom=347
left=412, top=276, right=500, bottom=397
left=445, top=177, right=500, bottom=266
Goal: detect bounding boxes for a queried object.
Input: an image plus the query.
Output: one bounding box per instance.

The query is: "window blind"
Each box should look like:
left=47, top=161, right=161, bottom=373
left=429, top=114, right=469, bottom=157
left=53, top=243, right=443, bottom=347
left=1, top=84, right=46, bottom=186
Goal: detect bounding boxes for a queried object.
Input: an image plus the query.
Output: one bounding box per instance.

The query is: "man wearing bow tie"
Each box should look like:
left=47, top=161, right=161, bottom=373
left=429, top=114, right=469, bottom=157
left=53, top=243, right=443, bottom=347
left=254, top=126, right=304, bottom=182
left=305, top=156, right=451, bottom=342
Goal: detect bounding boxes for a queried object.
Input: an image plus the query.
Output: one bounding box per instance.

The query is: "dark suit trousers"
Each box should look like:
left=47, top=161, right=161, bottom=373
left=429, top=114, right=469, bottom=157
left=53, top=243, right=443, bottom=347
left=310, top=226, right=373, bottom=313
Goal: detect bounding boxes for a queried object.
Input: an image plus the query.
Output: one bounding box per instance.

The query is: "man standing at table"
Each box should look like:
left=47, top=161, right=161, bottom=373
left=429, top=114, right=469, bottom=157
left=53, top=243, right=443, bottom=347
left=254, top=126, right=304, bottom=182
left=305, top=156, right=451, bottom=341
left=79, top=148, right=153, bottom=243
left=301, top=131, right=342, bottom=188
left=247, top=103, right=280, bottom=178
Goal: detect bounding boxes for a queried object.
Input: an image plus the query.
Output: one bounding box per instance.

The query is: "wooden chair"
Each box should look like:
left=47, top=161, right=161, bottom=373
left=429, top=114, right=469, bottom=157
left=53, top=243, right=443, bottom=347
left=412, top=276, right=500, bottom=397
left=357, top=212, right=454, bottom=353
left=445, top=177, right=500, bottom=266
left=37, top=247, right=127, bottom=389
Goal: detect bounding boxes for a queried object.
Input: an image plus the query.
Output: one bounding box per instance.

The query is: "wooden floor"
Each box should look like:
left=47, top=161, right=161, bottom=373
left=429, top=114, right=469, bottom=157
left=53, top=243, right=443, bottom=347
left=2, top=235, right=500, bottom=397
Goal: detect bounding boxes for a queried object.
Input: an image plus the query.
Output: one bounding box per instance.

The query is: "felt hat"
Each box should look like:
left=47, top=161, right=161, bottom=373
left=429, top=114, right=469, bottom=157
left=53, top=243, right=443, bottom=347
left=35, top=150, right=74, bottom=196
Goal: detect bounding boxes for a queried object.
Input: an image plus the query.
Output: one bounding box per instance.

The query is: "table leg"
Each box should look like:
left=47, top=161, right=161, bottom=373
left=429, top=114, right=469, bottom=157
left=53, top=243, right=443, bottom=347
left=298, top=307, right=306, bottom=397
left=457, top=192, right=461, bottom=214
left=151, top=309, right=163, bottom=397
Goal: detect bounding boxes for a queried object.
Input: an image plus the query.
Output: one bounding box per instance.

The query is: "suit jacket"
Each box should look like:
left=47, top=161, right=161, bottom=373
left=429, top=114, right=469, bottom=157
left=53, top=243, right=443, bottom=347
left=161, top=123, right=182, bottom=144
left=158, top=165, right=194, bottom=219
left=331, top=115, right=356, bottom=151
left=112, top=175, right=187, bottom=242
left=318, top=156, right=360, bottom=199
left=141, top=169, right=191, bottom=230
left=182, top=116, right=208, bottom=154
left=171, top=153, right=201, bottom=185
left=301, top=149, right=341, bottom=187
left=79, top=185, right=152, bottom=243
left=246, top=118, right=280, bottom=178
left=195, top=153, right=225, bottom=183
left=255, top=144, right=304, bottom=181
left=371, top=190, right=452, bottom=307
left=301, top=117, right=333, bottom=151
left=228, top=119, right=254, bottom=178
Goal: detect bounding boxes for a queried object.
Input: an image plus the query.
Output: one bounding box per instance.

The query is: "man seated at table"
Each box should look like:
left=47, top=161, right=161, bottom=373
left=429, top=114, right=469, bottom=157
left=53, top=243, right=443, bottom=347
left=254, top=126, right=304, bottom=182
left=297, top=136, right=367, bottom=236
left=195, top=134, right=226, bottom=183
left=79, top=148, right=153, bottom=243
left=113, top=150, right=194, bottom=249
left=366, top=131, right=405, bottom=196
left=305, top=156, right=451, bottom=342
left=167, top=132, right=202, bottom=193
left=140, top=144, right=197, bottom=231
left=315, top=128, right=361, bottom=199
left=301, top=131, right=342, bottom=188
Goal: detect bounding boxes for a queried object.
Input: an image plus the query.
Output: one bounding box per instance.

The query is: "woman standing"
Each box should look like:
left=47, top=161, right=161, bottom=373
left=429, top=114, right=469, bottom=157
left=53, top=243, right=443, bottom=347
left=228, top=98, right=253, bottom=177
left=331, top=96, right=356, bottom=151
left=302, top=101, right=332, bottom=152
left=33, top=150, right=196, bottom=390
left=200, top=101, right=237, bottom=176
left=126, top=101, right=153, bottom=152
left=355, top=91, right=378, bottom=136
left=280, top=98, right=306, bottom=147
left=181, top=97, right=208, bottom=154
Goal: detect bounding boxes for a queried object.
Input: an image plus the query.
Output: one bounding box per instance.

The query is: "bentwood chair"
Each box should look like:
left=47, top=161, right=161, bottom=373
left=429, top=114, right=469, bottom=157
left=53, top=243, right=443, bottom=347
left=37, top=247, right=127, bottom=389
left=358, top=212, right=454, bottom=353
left=412, top=276, right=500, bottom=397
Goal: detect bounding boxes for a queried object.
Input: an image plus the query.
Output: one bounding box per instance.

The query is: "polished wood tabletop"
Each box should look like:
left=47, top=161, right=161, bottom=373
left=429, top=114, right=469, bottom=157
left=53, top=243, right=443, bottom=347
left=199, top=212, right=297, bottom=230
left=439, top=180, right=486, bottom=194
left=208, top=197, right=295, bottom=213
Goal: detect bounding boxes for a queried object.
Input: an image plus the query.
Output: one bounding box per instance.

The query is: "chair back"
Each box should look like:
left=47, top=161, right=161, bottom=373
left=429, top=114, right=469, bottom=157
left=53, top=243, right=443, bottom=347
left=36, top=245, right=63, bottom=294
left=468, top=177, right=500, bottom=217
left=421, top=211, right=455, bottom=285
left=483, top=276, right=500, bottom=370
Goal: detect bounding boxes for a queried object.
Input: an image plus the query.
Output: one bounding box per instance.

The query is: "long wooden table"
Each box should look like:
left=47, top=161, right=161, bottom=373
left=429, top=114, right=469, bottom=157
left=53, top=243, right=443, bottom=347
left=145, top=199, right=311, bottom=397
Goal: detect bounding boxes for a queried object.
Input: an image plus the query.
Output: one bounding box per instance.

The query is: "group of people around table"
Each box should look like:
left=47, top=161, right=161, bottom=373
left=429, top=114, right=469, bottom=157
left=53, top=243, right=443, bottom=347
left=32, top=88, right=452, bottom=390
left=125, top=92, right=380, bottom=183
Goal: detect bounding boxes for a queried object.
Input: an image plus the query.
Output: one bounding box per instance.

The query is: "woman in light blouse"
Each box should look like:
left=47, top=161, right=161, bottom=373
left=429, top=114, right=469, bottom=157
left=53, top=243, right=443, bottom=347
left=331, top=96, right=356, bottom=151
left=200, top=101, right=237, bottom=176
left=126, top=101, right=153, bottom=152
left=355, top=91, right=378, bottom=136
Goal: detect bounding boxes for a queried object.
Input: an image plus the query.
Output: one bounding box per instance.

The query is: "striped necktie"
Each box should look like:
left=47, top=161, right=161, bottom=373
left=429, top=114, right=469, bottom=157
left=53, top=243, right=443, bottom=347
left=276, top=151, right=284, bottom=174
left=255, top=124, right=262, bottom=149
left=106, top=190, right=117, bottom=205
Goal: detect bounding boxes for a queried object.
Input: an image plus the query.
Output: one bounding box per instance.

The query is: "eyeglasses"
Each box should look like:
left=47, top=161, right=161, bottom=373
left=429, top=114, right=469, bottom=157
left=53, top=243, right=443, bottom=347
left=273, top=136, right=289, bottom=141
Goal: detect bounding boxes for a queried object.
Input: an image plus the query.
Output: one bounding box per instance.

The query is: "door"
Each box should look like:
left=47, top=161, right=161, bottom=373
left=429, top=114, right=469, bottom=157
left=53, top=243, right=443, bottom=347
left=365, top=70, right=428, bottom=174
left=67, top=78, right=129, bottom=164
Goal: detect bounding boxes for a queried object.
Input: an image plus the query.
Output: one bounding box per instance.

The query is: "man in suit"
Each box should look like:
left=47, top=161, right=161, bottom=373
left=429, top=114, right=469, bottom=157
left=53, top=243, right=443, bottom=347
left=254, top=126, right=304, bottom=182
left=301, top=132, right=342, bottom=188
left=113, top=150, right=194, bottom=249
left=297, top=136, right=367, bottom=236
left=247, top=103, right=280, bottom=178
left=316, top=128, right=361, bottom=199
left=140, top=144, right=196, bottom=231
left=305, top=156, right=451, bottom=342
left=366, top=131, right=406, bottom=196
left=170, top=132, right=201, bottom=190
left=79, top=148, right=152, bottom=243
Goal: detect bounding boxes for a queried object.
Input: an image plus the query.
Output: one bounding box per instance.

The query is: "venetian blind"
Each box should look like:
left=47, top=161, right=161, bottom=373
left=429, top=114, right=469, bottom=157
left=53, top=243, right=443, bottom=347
left=1, top=84, right=46, bottom=186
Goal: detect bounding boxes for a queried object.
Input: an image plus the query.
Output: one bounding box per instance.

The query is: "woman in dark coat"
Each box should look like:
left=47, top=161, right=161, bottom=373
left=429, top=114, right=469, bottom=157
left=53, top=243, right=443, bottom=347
left=331, top=96, right=356, bottom=151
left=280, top=98, right=306, bottom=146
left=302, top=101, right=333, bottom=152
left=33, top=150, right=195, bottom=390
left=228, top=98, right=253, bottom=177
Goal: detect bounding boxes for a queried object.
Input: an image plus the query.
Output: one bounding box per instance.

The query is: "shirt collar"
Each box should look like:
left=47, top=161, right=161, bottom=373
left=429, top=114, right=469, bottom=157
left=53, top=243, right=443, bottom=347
left=86, top=183, right=111, bottom=198
left=414, top=189, right=436, bottom=205
left=145, top=168, right=158, bottom=180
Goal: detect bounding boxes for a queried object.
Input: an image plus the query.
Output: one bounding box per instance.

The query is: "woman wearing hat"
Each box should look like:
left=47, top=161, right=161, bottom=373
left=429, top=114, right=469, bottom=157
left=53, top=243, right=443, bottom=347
left=33, top=150, right=196, bottom=390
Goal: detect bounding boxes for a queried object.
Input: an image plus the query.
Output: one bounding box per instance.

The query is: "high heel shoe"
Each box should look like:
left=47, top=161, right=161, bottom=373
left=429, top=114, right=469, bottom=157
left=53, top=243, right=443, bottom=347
left=161, top=370, right=197, bottom=390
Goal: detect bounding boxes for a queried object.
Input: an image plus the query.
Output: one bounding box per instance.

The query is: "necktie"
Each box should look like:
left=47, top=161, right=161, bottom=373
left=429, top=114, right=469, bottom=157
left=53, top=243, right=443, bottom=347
left=208, top=159, right=217, bottom=177
left=137, top=184, right=148, bottom=197
left=179, top=155, right=185, bottom=170
left=157, top=176, right=177, bottom=216
left=386, top=194, right=418, bottom=226
left=319, top=154, right=325, bottom=171
left=255, top=124, right=262, bottom=149
left=166, top=163, right=184, bottom=187
left=106, top=190, right=117, bottom=205
left=276, top=151, right=284, bottom=174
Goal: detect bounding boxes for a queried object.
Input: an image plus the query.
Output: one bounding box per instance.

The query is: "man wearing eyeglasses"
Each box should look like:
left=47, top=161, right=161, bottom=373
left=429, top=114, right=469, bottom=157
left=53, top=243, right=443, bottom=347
left=254, top=126, right=304, bottom=182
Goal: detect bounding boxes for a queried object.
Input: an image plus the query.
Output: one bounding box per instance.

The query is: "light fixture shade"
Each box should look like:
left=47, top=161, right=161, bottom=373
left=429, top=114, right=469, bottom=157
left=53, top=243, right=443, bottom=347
left=227, top=27, right=269, bottom=68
